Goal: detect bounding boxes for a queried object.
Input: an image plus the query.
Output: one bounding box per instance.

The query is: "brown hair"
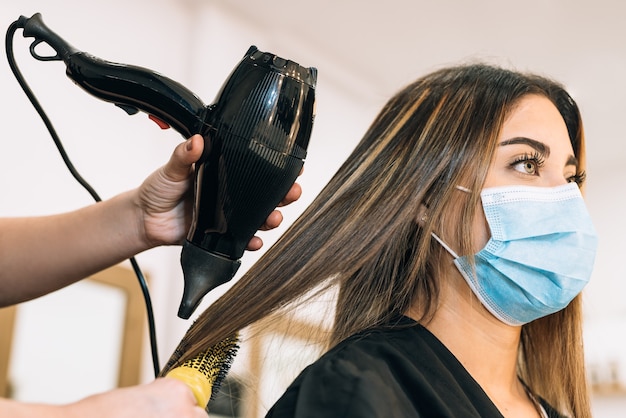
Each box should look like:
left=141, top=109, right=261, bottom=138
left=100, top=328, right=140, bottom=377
left=161, top=63, right=590, bottom=417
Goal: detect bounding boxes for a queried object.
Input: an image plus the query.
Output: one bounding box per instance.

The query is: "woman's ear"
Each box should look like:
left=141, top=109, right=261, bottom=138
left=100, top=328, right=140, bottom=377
left=417, top=204, right=428, bottom=226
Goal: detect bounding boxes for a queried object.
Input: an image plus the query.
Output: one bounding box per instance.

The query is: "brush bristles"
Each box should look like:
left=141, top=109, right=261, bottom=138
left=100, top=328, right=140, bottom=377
left=166, top=333, right=240, bottom=408
left=180, top=333, right=239, bottom=395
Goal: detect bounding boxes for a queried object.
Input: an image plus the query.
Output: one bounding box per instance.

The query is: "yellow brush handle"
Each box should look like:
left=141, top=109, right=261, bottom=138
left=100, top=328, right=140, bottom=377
left=166, top=366, right=213, bottom=408
left=164, top=333, right=239, bottom=408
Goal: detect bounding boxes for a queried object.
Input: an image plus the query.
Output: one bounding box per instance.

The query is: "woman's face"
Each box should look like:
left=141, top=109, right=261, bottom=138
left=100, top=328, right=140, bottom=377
left=472, top=94, right=579, bottom=250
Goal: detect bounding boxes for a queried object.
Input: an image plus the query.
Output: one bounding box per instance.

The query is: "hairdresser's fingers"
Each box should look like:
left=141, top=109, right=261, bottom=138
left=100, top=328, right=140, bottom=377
left=263, top=209, right=284, bottom=230
left=246, top=208, right=284, bottom=249
left=138, top=135, right=206, bottom=246
left=247, top=208, right=285, bottom=249
left=246, top=236, right=263, bottom=251
left=162, top=134, right=205, bottom=182
left=158, top=379, right=207, bottom=418
left=278, top=182, right=302, bottom=207
left=246, top=173, right=300, bottom=250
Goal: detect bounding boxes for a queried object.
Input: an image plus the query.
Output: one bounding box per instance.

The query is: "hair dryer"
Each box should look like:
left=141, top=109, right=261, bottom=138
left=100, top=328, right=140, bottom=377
left=16, top=13, right=317, bottom=319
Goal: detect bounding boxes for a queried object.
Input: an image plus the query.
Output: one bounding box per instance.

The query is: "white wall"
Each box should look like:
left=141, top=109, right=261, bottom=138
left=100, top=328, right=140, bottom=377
left=2, top=0, right=626, bottom=416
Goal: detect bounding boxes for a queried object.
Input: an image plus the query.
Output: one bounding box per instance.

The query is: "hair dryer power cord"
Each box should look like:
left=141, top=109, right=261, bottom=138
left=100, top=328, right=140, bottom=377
left=5, top=19, right=161, bottom=377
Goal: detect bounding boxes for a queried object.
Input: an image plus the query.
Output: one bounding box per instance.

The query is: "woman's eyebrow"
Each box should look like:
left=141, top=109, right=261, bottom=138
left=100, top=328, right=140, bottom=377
left=566, top=155, right=579, bottom=168
left=499, top=137, right=549, bottom=157
left=500, top=136, right=579, bottom=168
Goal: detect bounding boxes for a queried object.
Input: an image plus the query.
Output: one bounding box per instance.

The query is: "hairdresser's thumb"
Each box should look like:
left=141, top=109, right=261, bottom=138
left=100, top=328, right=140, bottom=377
left=165, top=135, right=205, bottom=181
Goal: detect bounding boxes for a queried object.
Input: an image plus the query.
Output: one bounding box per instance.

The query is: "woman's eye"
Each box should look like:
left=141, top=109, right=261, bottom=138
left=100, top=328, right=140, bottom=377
left=510, top=152, right=544, bottom=176
left=513, top=159, right=538, bottom=175
left=567, top=171, right=586, bottom=186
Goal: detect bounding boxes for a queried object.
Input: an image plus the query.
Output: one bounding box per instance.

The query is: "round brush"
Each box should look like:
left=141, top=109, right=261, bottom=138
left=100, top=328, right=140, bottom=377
left=166, top=334, right=239, bottom=409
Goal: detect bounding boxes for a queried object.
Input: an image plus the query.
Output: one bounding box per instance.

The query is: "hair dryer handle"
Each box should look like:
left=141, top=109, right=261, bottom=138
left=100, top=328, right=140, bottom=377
left=18, top=13, right=207, bottom=138
left=63, top=53, right=208, bottom=138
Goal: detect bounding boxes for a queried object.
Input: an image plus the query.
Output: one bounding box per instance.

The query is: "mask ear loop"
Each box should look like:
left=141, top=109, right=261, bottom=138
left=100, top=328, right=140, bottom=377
left=429, top=185, right=472, bottom=259
left=431, top=232, right=460, bottom=259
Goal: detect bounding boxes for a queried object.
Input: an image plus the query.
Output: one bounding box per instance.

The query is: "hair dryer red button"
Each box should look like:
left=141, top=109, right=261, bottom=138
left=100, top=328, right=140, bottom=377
left=148, top=114, right=170, bottom=129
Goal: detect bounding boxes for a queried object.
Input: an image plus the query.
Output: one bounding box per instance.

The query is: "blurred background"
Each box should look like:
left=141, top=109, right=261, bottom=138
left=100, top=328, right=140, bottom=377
left=0, top=0, right=624, bottom=416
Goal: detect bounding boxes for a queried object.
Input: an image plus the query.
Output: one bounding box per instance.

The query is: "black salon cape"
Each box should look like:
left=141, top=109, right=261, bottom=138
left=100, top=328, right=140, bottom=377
left=266, top=316, right=565, bottom=418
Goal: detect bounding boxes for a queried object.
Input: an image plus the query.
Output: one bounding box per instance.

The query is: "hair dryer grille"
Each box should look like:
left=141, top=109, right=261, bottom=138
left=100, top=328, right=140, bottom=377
left=233, top=70, right=307, bottom=158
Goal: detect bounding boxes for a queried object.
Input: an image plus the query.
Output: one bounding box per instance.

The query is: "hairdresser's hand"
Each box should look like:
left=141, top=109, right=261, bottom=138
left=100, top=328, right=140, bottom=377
left=137, top=134, right=302, bottom=250
left=74, top=378, right=205, bottom=418
left=74, top=379, right=207, bottom=418
left=0, top=379, right=204, bottom=418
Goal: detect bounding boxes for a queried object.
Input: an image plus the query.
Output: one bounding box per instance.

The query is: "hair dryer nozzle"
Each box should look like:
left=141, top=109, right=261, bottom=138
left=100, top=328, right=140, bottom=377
left=178, top=241, right=241, bottom=319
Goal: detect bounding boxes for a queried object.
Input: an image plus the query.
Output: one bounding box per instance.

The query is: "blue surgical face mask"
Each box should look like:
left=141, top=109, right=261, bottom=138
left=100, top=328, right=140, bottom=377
left=432, top=183, right=598, bottom=326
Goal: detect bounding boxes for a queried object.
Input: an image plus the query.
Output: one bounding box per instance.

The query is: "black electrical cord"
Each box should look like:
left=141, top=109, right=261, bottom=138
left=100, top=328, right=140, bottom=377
left=5, top=20, right=161, bottom=377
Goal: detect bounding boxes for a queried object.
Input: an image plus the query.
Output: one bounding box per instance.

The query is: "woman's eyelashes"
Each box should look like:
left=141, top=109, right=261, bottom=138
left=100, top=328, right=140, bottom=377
left=568, top=170, right=586, bottom=186
left=508, top=152, right=585, bottom=186
left=510, top=151, right=545, bottom=177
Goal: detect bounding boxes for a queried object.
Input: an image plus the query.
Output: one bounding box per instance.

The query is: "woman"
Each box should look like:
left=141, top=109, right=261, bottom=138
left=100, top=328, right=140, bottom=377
left=163, top=64, right=597, bottom=417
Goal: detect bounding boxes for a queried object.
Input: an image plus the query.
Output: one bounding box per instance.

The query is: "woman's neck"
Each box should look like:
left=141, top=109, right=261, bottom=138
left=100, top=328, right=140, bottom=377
left=405, top=271, right=541, bottom=417
left=421, top=293, right=522, bottom=392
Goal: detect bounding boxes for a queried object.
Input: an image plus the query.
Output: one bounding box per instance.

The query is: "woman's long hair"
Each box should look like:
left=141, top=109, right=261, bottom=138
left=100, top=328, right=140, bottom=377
left=161, top=63, right=591, bottom=417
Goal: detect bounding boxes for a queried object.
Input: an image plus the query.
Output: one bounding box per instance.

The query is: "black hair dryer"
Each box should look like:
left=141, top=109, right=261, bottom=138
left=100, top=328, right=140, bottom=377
left=16, top=13, right=317, bottom=319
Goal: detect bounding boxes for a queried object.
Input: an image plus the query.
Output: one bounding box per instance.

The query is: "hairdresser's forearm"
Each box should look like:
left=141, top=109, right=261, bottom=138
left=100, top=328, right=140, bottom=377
left=0, top=189, right=149, bottom=306
left=0, top=398, right=67, bottom=418
left=0, top=378, right=203, bottom=417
